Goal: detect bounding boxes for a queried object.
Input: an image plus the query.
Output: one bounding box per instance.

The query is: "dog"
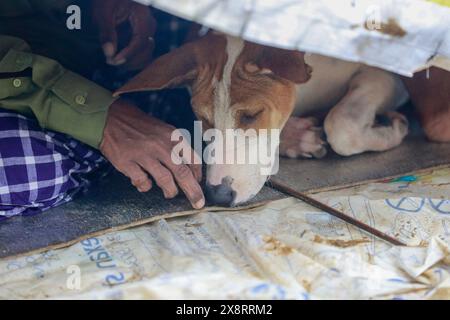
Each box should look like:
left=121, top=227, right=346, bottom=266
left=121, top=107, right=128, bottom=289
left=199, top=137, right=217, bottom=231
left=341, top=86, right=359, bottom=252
left=115, top=32, right=410, bottom=206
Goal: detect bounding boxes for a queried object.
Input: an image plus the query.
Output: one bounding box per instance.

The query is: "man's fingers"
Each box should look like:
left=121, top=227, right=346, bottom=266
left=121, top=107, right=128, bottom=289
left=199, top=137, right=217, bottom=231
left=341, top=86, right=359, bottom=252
left=171, top=164, right=205, bottom=209
left=123, top=162, right=152, bottom=192
left=177, top=140, right=202, bottom=183
left=103, top=43, right=116, bottom=60
left=93, top=0, right=156, bottom=66
left=111, top=36, right=142, bottom=65
left=111, top=4, right=154, bottom=65
left=159, top=153, right=205, bottom=209
left=98, top=20, right=118, bottom=60
left=92, top=1, right=124, bottom=60
left=139, top=159, right=179, bottom=199
left=100, top=100, right=204, bottom=209
left=121, top=42, right=154, bottom=70
left=188, top=163, right=203, bottom=183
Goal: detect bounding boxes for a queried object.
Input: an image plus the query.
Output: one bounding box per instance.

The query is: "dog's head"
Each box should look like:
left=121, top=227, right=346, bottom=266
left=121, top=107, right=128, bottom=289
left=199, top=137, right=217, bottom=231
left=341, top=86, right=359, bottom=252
left=115, top=33, right=311, bottom=206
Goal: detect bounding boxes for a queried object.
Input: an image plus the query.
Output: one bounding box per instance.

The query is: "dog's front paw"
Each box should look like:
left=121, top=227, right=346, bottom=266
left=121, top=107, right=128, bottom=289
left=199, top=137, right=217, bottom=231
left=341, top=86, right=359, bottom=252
left=386, top=111, right=409, bottom=139
left=280, top=116, right=327, bottom=159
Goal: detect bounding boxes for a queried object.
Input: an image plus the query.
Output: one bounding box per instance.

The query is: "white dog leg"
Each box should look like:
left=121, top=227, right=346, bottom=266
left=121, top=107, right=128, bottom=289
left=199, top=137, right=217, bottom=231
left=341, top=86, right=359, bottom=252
left=324, top=68, right=409, bottom=156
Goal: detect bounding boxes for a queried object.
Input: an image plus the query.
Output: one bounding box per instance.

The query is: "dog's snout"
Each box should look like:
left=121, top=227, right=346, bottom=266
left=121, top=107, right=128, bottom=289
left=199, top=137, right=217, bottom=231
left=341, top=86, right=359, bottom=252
left=205, top=176, right=236, bottom=207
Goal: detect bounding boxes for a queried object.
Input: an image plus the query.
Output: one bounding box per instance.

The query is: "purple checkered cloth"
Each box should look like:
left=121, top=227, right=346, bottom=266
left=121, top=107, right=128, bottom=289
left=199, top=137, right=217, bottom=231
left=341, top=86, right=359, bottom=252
left=0, top=109, right=107, bottom=218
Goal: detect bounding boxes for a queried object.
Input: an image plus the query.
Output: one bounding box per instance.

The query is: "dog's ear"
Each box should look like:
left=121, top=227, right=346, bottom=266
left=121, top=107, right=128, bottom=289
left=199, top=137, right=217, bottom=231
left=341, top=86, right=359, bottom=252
left=255, top=46, right=311, bottom=84
left=114, top=43, right=198, bottom=96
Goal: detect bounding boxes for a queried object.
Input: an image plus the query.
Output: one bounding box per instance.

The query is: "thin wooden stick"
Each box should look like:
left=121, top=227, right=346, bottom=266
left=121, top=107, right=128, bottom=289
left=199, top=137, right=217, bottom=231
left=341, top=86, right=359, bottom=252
left=270, top=180, right=406, bottom=246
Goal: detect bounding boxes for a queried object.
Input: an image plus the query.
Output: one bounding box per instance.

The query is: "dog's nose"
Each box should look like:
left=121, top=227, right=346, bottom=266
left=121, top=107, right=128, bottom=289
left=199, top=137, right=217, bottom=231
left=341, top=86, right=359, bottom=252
left=205, top=177, right=237, bottom=207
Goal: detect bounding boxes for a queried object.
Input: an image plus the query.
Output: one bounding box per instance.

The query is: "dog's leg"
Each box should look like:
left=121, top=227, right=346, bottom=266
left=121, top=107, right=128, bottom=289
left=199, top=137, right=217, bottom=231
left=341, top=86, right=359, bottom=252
left=324, top=68, right=409, bottom=156
left=280, top=116, right=327, bottom=158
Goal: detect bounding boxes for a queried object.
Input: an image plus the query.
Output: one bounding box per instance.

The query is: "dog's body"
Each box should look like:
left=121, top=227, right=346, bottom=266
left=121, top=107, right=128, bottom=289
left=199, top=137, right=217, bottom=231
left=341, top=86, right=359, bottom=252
left=286, top=53, right=408, bottom=158
left=116, top=33, right=410, bottom=206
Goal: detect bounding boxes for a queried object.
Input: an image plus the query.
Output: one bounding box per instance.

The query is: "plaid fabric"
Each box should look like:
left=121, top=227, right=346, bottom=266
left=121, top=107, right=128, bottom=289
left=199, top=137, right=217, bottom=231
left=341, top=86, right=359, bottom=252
left=0, top=11, right=192, bottom=218
left=0, top=109, right=107, bottom=218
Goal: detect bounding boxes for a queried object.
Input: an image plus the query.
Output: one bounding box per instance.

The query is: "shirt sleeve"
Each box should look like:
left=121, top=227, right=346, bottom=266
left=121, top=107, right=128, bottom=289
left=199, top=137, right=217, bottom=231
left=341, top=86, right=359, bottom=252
left=0, top=35, right=116, bottom=149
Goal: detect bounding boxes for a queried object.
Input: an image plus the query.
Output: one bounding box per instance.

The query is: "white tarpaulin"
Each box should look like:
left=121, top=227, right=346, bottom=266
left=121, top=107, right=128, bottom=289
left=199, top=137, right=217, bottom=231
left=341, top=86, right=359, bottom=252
left=137, top=0, right=450, bottom=76
left=1, top=168, right=449, bottom=299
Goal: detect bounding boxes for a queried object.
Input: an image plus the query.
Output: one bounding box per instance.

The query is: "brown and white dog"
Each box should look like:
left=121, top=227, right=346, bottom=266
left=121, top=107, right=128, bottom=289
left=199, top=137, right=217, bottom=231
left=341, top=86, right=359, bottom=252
left=115, top=32, right=409, bottom=206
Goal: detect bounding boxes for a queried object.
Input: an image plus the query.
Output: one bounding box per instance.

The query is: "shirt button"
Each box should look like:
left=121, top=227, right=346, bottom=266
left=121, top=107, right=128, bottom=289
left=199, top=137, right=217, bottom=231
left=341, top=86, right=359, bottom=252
left=75, top=95, right=86, bottom=105
left=13, top=79, right=22, bottom=88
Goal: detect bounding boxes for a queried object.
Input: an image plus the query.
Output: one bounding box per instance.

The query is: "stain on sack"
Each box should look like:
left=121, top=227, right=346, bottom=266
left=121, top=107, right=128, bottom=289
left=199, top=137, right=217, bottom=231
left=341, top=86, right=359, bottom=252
left=263, top=236, right=294, bottom=255
left=365, top=18, right=407, bottom=37
left=185, top=222, right=204, bottom=228
left=301, top=279, right=312, bottom=292
left=313, top=235, right=370, bottom=248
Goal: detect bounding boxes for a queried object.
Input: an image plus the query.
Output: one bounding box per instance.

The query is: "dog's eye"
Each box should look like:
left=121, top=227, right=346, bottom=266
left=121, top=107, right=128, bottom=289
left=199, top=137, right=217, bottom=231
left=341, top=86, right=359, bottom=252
left=240, top=110, right=263, bottom=125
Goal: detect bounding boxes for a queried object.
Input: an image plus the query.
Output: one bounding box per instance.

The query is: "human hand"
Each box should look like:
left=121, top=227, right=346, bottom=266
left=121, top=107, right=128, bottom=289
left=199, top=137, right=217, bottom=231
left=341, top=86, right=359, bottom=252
left=92, top=0, right=157, bottom=70
left=100, top=99, right=205, bottom=209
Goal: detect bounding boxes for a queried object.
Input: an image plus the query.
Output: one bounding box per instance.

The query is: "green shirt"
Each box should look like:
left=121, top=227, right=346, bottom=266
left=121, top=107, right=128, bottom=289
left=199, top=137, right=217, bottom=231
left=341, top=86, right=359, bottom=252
left=0, top=1, right=115, bottom=149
